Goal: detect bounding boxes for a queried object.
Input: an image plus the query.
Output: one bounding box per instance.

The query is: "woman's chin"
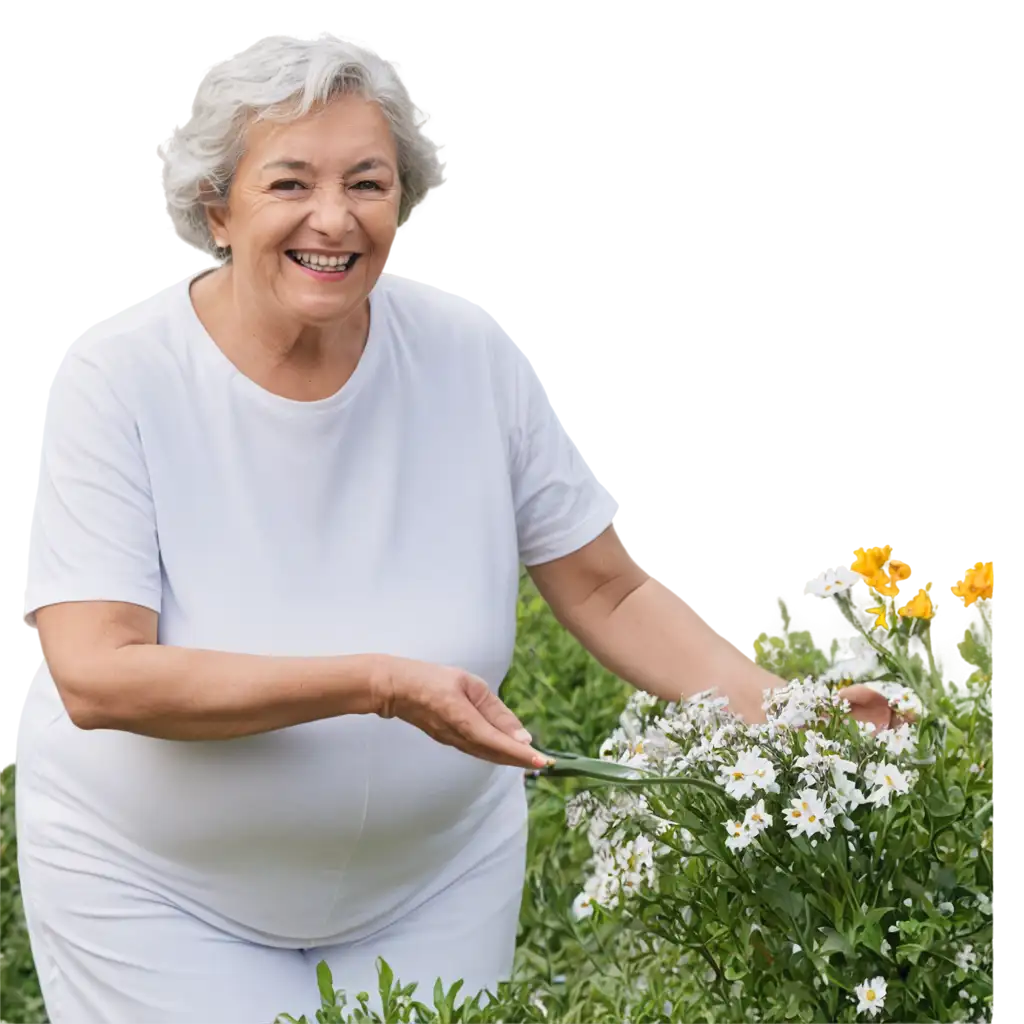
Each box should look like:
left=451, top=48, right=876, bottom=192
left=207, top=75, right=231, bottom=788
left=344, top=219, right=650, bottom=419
left=286, top=291, right=365, bottom=328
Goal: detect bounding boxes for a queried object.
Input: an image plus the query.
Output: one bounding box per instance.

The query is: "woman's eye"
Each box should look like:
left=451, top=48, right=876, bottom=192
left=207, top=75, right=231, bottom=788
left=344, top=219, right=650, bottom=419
left=352, top=180, right=383, bottom=191
left=270, top=180, right=306, bottom=191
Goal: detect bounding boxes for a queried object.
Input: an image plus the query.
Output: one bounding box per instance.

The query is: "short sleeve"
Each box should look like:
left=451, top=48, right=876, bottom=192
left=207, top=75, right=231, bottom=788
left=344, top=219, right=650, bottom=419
left=491, top=322, right=619, bottom=566
left=23, top=351, right=162, bottom=629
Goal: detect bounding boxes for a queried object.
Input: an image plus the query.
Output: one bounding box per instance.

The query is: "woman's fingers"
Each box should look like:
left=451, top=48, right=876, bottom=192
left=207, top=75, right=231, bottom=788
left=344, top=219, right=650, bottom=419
left=459, top=710, right=544, bottom=769
left=465, top=678, right=532, bottom=742
left=386, top=658, right=548, bottom=769
left=838, top=683, right=897, bottom=732
left=448, top=688, right=544, bottom=769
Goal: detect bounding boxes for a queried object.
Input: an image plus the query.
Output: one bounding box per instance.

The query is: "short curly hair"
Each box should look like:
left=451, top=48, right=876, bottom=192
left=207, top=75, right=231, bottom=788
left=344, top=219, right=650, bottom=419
left=157, top=32, right=446, bottom=261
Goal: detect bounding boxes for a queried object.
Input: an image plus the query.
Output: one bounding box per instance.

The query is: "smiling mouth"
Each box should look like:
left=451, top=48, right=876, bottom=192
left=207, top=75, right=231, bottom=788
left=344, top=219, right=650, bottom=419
left=285, top=251, right=361, bottom=272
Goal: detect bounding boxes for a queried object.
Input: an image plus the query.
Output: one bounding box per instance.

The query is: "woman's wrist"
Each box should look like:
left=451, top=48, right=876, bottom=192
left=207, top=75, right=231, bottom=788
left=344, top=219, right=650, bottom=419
left=703, top=645, right=776, bottom=724
left=367, top=654, right=398, bottom=718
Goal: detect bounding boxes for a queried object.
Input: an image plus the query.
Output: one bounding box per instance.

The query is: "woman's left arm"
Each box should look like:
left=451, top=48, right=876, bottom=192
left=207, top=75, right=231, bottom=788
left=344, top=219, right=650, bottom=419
left=527, top=525, right=897, bottom=731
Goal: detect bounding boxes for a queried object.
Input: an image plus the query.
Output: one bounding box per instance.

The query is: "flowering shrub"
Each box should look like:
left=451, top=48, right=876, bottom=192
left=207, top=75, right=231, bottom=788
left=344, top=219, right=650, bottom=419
left=274, top=550, right=993, bottom=1023
left=561, top=549, right=993, bottom=1022
left=7, top=552, right=989, bottom=1023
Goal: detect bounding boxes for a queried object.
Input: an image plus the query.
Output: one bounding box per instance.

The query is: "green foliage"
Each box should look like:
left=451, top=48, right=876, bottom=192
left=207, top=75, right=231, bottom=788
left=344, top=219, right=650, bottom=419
left=2, top=569, right=995, bottom=1024
left=749, top=626, right=835, bottom=684
left=273, top=583, right=994, bottom=1023
left=1, top=763, right=49, bottom=1024
left=500, top=568, right=636, bottom=1007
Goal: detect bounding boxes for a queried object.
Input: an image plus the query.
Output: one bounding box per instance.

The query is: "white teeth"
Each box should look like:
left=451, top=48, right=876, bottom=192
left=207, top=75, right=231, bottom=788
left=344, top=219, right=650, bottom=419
left=292, top=251, right=355, bottom=270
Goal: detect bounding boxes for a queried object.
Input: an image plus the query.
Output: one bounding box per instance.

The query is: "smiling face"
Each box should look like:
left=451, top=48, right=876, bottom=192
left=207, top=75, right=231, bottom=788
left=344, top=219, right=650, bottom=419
left=205, top=92, right=401, bottom=328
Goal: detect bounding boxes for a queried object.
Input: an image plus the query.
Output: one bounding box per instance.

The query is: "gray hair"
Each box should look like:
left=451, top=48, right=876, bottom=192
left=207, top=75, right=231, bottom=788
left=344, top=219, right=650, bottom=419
left=157, top=33, right=446, bottom=260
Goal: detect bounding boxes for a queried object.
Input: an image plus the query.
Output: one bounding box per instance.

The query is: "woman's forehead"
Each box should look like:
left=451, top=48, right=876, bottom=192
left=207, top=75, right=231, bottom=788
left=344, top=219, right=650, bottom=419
left=243, top=99, right=396, bottom=167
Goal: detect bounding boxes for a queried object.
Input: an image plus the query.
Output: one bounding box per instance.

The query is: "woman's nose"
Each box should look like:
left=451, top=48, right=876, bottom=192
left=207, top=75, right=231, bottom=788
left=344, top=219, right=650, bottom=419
left=307, top=188, right=358, bottom=235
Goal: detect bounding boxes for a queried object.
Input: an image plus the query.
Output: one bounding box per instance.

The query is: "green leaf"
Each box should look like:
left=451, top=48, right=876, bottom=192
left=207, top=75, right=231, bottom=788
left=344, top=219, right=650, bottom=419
left=895, top=942, right=927, bottom=965
left=377, top=957, right=394, bottom=1001
left=535, top=747, right=724, bottom=795
left=858, top=919, right=884, bottom=955
left=316, top=960, right=337, bottom=1008
left=724, top=958, right=749, bottom=980
left=762, top=876, right=805, bottom=922
left=818, top=927, right=855, bottom=959
left=926, top=786, right=966, bottom=819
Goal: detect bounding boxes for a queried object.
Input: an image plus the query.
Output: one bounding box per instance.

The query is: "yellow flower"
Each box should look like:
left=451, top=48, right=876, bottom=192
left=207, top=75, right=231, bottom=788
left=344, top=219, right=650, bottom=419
left=851, top=546, right=909, bottom=597
left=866, top=606, right=889, bottom=630
left=867, top=571, right=900, bottom=597
left=898, top=583, right=934, bottom=620
left=951, top=562, right=994, bottom=607
left=852, top=546, right=892, bottom=579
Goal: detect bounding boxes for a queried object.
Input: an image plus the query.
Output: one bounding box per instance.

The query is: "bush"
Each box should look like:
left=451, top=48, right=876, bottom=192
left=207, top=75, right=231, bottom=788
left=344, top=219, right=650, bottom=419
left=2, top=559, right=995, bottom=1023
left=1, top=763, right=48, bottom=1024
left=274, top=554, right=994, bottom=1023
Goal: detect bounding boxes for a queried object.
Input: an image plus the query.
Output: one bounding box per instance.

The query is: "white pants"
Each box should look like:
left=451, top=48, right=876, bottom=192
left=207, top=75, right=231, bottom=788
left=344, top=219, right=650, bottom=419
left=17, top=820, right=527, bottom=1024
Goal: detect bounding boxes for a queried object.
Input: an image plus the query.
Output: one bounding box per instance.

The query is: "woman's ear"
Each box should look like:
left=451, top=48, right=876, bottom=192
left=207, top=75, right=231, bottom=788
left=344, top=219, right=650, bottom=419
left=198, top=179, right=230, bottom=249
left=206, top=213, right=229, bottom=250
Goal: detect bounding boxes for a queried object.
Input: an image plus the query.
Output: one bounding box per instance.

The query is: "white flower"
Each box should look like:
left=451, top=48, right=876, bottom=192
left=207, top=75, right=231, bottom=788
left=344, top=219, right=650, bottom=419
left=566, top=792, right=598, bottom=829
left=954, top=944, right=978, bottom=971
left=716, top=747, right=776, bottom=799
left=723, top=801, right=773, bottom=854
left=830, top=769, right=868, bottom=812
left=768, top=679, right=832, bottom=729
left=600, top=725, right=662, bottom=770
left=724, top=818, right=755, bottom=852
left=854, top=976, right=888, bottom=1016
left=743, top=799, right=773, bottom=835
left=627, top=689, right=659, bottom=713
left=865, top=762, right=912, bottom=807
left=822, top=635, right=880, bottom=684
left=609, top=835, right=657, bottom=897
left=795, top=732, right=858, bottom=784
left=863, top=681, right=924, bottom=717
left=571, top=891, right=595, bottom=920
left=876, top=721, right=915, bottom=757
left=786, top=789, right=831, bottom=838
left=805, top=565, right=861, bottom=597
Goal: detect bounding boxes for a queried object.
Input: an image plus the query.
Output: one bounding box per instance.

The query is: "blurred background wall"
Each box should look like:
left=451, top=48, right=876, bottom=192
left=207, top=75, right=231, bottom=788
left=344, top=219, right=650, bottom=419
left=2, top=12, right=1024, bottom=757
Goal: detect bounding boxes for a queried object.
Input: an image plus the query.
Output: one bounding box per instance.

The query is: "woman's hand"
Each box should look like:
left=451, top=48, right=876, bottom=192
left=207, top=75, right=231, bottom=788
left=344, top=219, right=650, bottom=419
left=835, top=682, right=912, bottom=732
left=720, top=659, right=905, bottom=733
left=373, top=655, right=550, bottom=770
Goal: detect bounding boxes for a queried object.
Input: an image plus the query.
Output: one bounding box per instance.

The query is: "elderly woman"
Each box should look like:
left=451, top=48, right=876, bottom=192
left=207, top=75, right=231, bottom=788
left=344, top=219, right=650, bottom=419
left=15, top=32, right=895, bottom=1024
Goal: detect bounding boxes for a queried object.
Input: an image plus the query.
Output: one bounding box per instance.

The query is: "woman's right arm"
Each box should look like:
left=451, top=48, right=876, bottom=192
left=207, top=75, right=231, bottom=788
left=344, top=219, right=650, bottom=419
left=28, top=353, right=543, bottom=766
left=35, top=600, right=546, bottom=768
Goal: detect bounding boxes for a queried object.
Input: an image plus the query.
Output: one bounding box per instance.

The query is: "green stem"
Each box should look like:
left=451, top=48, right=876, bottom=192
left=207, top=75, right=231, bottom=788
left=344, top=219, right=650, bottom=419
left=833, top=594, right=904, bottom=675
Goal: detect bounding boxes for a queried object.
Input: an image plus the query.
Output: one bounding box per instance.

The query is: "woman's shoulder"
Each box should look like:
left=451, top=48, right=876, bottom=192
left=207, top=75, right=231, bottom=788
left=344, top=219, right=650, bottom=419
left=57, top=274, right=194, bottom=389
left=376, top=272, right=505, bottom=344
left=375, top=273, right=528, bottom=395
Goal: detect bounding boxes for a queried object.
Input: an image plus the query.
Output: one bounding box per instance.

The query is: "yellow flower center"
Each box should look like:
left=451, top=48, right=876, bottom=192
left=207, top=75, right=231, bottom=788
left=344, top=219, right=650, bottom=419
left=790, top=810, right=802, bottom=818
left=866, top=989, right=876, bottom=1001
left=884, top=775, right=894, bottom=786
left=808, top=815, right=817, bottom=822
left=732, top=771, right=744, bottom=779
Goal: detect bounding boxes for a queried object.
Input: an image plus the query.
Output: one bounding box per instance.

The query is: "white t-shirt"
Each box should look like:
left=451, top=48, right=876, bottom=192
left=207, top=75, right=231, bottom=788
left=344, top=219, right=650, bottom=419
left=16, top=268, right=619, bottom=947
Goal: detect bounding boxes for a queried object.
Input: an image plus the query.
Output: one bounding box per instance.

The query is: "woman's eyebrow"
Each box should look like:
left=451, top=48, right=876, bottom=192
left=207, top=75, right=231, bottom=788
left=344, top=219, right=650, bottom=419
left=261, top=157, right=391, bottom=174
